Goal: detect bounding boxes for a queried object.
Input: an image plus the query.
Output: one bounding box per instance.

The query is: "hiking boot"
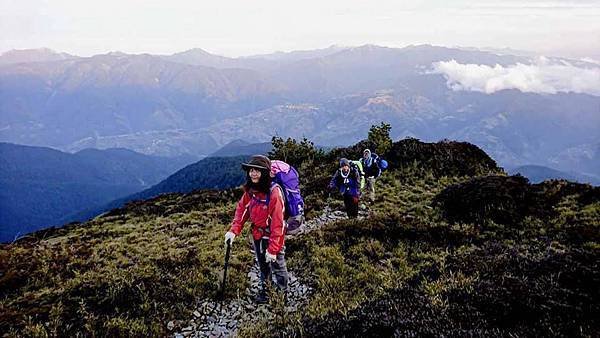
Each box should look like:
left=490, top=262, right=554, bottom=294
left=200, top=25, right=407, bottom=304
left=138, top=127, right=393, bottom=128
left=255, top=289, right=268, bottom=304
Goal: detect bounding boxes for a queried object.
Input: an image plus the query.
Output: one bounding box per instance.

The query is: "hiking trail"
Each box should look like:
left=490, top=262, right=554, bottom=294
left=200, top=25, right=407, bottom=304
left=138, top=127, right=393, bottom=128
left=171, top=205, right=369, bottom=337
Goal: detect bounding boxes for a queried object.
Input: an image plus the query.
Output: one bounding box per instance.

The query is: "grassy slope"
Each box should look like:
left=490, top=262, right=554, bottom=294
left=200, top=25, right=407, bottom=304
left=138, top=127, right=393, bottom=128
left=242, top=169, right=599, bottom=337
left=1, top=139, right=598, bottom=337
left=1, top=190, right=255, bottom=336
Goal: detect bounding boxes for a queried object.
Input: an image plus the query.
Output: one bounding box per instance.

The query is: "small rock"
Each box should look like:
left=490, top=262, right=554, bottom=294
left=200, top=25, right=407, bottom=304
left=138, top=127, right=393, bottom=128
left=193, top=310, right=201, bottom=318
left=167, top=321, right=175, bottom=331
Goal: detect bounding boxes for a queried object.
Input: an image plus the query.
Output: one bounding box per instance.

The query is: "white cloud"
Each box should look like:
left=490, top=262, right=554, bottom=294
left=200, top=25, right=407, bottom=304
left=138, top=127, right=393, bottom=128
left=431, top=57, right=600, bottom=96
left=581, top=57, right=600, bottom=65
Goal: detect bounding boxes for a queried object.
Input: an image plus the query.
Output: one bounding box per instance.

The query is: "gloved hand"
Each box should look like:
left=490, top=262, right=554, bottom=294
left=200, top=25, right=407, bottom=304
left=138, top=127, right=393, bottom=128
left=265, top=251, right=277, bottom=263
left=224, top=231, right=236, bottom=245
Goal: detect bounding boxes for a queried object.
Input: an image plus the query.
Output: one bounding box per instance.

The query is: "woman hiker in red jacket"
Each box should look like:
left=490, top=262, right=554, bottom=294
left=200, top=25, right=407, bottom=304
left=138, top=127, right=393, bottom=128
left=224, top=155, right=289, bottom=304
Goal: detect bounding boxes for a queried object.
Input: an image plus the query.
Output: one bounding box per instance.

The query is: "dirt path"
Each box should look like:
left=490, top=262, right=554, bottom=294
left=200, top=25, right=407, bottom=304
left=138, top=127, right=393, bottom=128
left=172, top=206, right=367, bottom=337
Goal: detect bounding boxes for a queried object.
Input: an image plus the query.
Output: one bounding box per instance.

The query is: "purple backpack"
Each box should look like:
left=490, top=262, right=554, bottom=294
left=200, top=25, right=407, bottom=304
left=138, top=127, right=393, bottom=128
left=271, top=160, right=305, bottom=232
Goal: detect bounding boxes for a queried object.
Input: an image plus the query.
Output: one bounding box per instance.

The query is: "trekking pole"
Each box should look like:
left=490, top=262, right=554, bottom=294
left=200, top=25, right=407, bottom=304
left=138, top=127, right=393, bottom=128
left=218, top=239, right=232, bottom=303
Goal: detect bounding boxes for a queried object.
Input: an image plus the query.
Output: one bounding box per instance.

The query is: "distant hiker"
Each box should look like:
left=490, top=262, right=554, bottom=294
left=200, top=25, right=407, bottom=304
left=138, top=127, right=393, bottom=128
left=328, top=158, right=361, bottom=218
left=224, top=155, right=288, bottom=304
left=360, top=149, right=382, bottom=202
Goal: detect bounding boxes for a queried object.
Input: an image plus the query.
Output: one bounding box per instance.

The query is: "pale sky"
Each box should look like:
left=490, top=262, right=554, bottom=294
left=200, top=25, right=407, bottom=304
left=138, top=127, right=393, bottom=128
left=1, top=0, right=599, bottom=59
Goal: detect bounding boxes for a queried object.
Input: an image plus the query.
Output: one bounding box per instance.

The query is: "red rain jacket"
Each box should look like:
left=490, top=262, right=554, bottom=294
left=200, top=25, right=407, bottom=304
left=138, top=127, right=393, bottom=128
left=229, top=184, right=285, bottom=255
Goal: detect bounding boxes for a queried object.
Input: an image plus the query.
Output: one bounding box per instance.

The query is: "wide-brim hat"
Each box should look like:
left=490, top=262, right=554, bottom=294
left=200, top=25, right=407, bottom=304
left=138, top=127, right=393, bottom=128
left=241, top=155, right=271, bottom=171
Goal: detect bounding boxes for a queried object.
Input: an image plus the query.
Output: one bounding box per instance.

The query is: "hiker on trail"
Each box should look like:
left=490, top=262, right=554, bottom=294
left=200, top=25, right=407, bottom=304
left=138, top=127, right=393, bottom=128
left=224, top=155, right=289, bottom=304
left=360, top=149, right=381, bottom=202
left=328, top=158, right=361, bottom=218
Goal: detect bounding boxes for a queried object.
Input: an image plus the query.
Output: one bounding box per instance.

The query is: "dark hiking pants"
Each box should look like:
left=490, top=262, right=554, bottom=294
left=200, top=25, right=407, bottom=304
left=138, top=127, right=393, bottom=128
left=254, top=238, right=289, bottom=292
left=343, top=193, right=359, bottom=218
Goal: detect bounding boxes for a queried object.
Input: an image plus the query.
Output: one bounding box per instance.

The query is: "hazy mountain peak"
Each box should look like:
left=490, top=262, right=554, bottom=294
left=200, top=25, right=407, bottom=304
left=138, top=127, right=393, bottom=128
left=346, top=44, right=390, bottom=53
left=172, top=48, right=217, bottom=57
left=355, top=43, right=386, bottom=50
left=105, top=51, right=130, bottom=57
left=222, top=139, right=250, bottom=147
left=2, top=47, right=56, bottom=56
left=244, top=45, right=349, bottom=61
left=164, top=48, right=233, bottom=67
left=0, top=47, right=77, bottom=65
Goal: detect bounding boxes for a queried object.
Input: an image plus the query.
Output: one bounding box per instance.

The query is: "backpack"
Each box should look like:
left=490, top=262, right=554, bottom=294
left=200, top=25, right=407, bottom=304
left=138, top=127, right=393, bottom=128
left=270, top=160, right=305, bottom=232
left=351, top=160, right=365, bottom=189
left=378, top=158, right=388, bottom=170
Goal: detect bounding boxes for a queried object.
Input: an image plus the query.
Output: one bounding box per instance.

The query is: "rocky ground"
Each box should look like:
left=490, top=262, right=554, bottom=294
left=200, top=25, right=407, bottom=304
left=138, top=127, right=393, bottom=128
left=171, top=205, right=368, bottom=337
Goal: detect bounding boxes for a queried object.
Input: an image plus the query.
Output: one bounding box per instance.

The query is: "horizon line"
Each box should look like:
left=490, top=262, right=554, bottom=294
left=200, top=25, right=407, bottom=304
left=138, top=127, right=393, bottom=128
left=0, top=42, right=538, bottom=59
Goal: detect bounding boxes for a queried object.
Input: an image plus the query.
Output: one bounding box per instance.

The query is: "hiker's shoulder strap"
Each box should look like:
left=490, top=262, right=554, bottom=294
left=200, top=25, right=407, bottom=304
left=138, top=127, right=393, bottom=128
left=266, top=183, right=286, bottom=228
left=266, top=182, right=285, bottom=206
left=352, top=167, right=359, bottom=179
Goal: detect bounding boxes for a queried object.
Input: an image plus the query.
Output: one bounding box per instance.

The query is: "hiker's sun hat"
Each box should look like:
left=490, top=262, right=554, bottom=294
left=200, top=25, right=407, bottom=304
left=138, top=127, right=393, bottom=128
left=242, top=155, right=271, bottom=171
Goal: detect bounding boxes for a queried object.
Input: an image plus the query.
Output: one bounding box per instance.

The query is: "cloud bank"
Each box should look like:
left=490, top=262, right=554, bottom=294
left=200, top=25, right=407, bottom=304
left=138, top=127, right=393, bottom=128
left=431, top=57, right=600, bottom=96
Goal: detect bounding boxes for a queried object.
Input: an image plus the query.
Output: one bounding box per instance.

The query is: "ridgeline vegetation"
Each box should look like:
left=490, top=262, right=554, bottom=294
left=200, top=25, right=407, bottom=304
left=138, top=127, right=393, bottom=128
left=1, top=125, right=598, bottom=336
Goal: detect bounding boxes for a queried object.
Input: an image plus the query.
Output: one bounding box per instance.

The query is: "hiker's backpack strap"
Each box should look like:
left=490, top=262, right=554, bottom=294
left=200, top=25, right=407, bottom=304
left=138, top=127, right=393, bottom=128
left=265, top=182, right=287, bottom=232
left=266, top=182, right=285, bottom=209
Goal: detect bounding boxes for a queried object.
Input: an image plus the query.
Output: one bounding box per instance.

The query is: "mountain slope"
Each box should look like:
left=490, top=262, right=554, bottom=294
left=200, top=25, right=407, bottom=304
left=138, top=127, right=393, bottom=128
left=509, top=165, right=600, bottom=185
left=1, top=44, right=599, bottom=174
left=210, top=139, right=273, bottom=157
left=0, top=52, right=286, bottom=152
left=1, top=136, right=597, bottom=336
left=60, top=155, right=248, bottom=226
left=0, top=143, right=194, bottom=242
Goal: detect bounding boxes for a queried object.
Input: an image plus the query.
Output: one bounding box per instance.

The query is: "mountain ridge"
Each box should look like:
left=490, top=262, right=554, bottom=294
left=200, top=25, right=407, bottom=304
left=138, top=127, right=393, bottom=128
left=0, top=142, right=196, bottom=242
left=1, top=45, right=598, bottom=175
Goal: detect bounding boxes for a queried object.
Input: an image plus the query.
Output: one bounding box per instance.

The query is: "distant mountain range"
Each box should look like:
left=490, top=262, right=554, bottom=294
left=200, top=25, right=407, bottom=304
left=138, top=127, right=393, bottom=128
left=60, top=155, right=248, bottom=229
left=0, top=143, right=196, bottom=242
left=509, top=165, right=600, bottom=186
left=0, top=48, right=77, bottom=65
left=0, top=136, right=274, bottom=242
left=1, top=45, right=598, bottom=176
